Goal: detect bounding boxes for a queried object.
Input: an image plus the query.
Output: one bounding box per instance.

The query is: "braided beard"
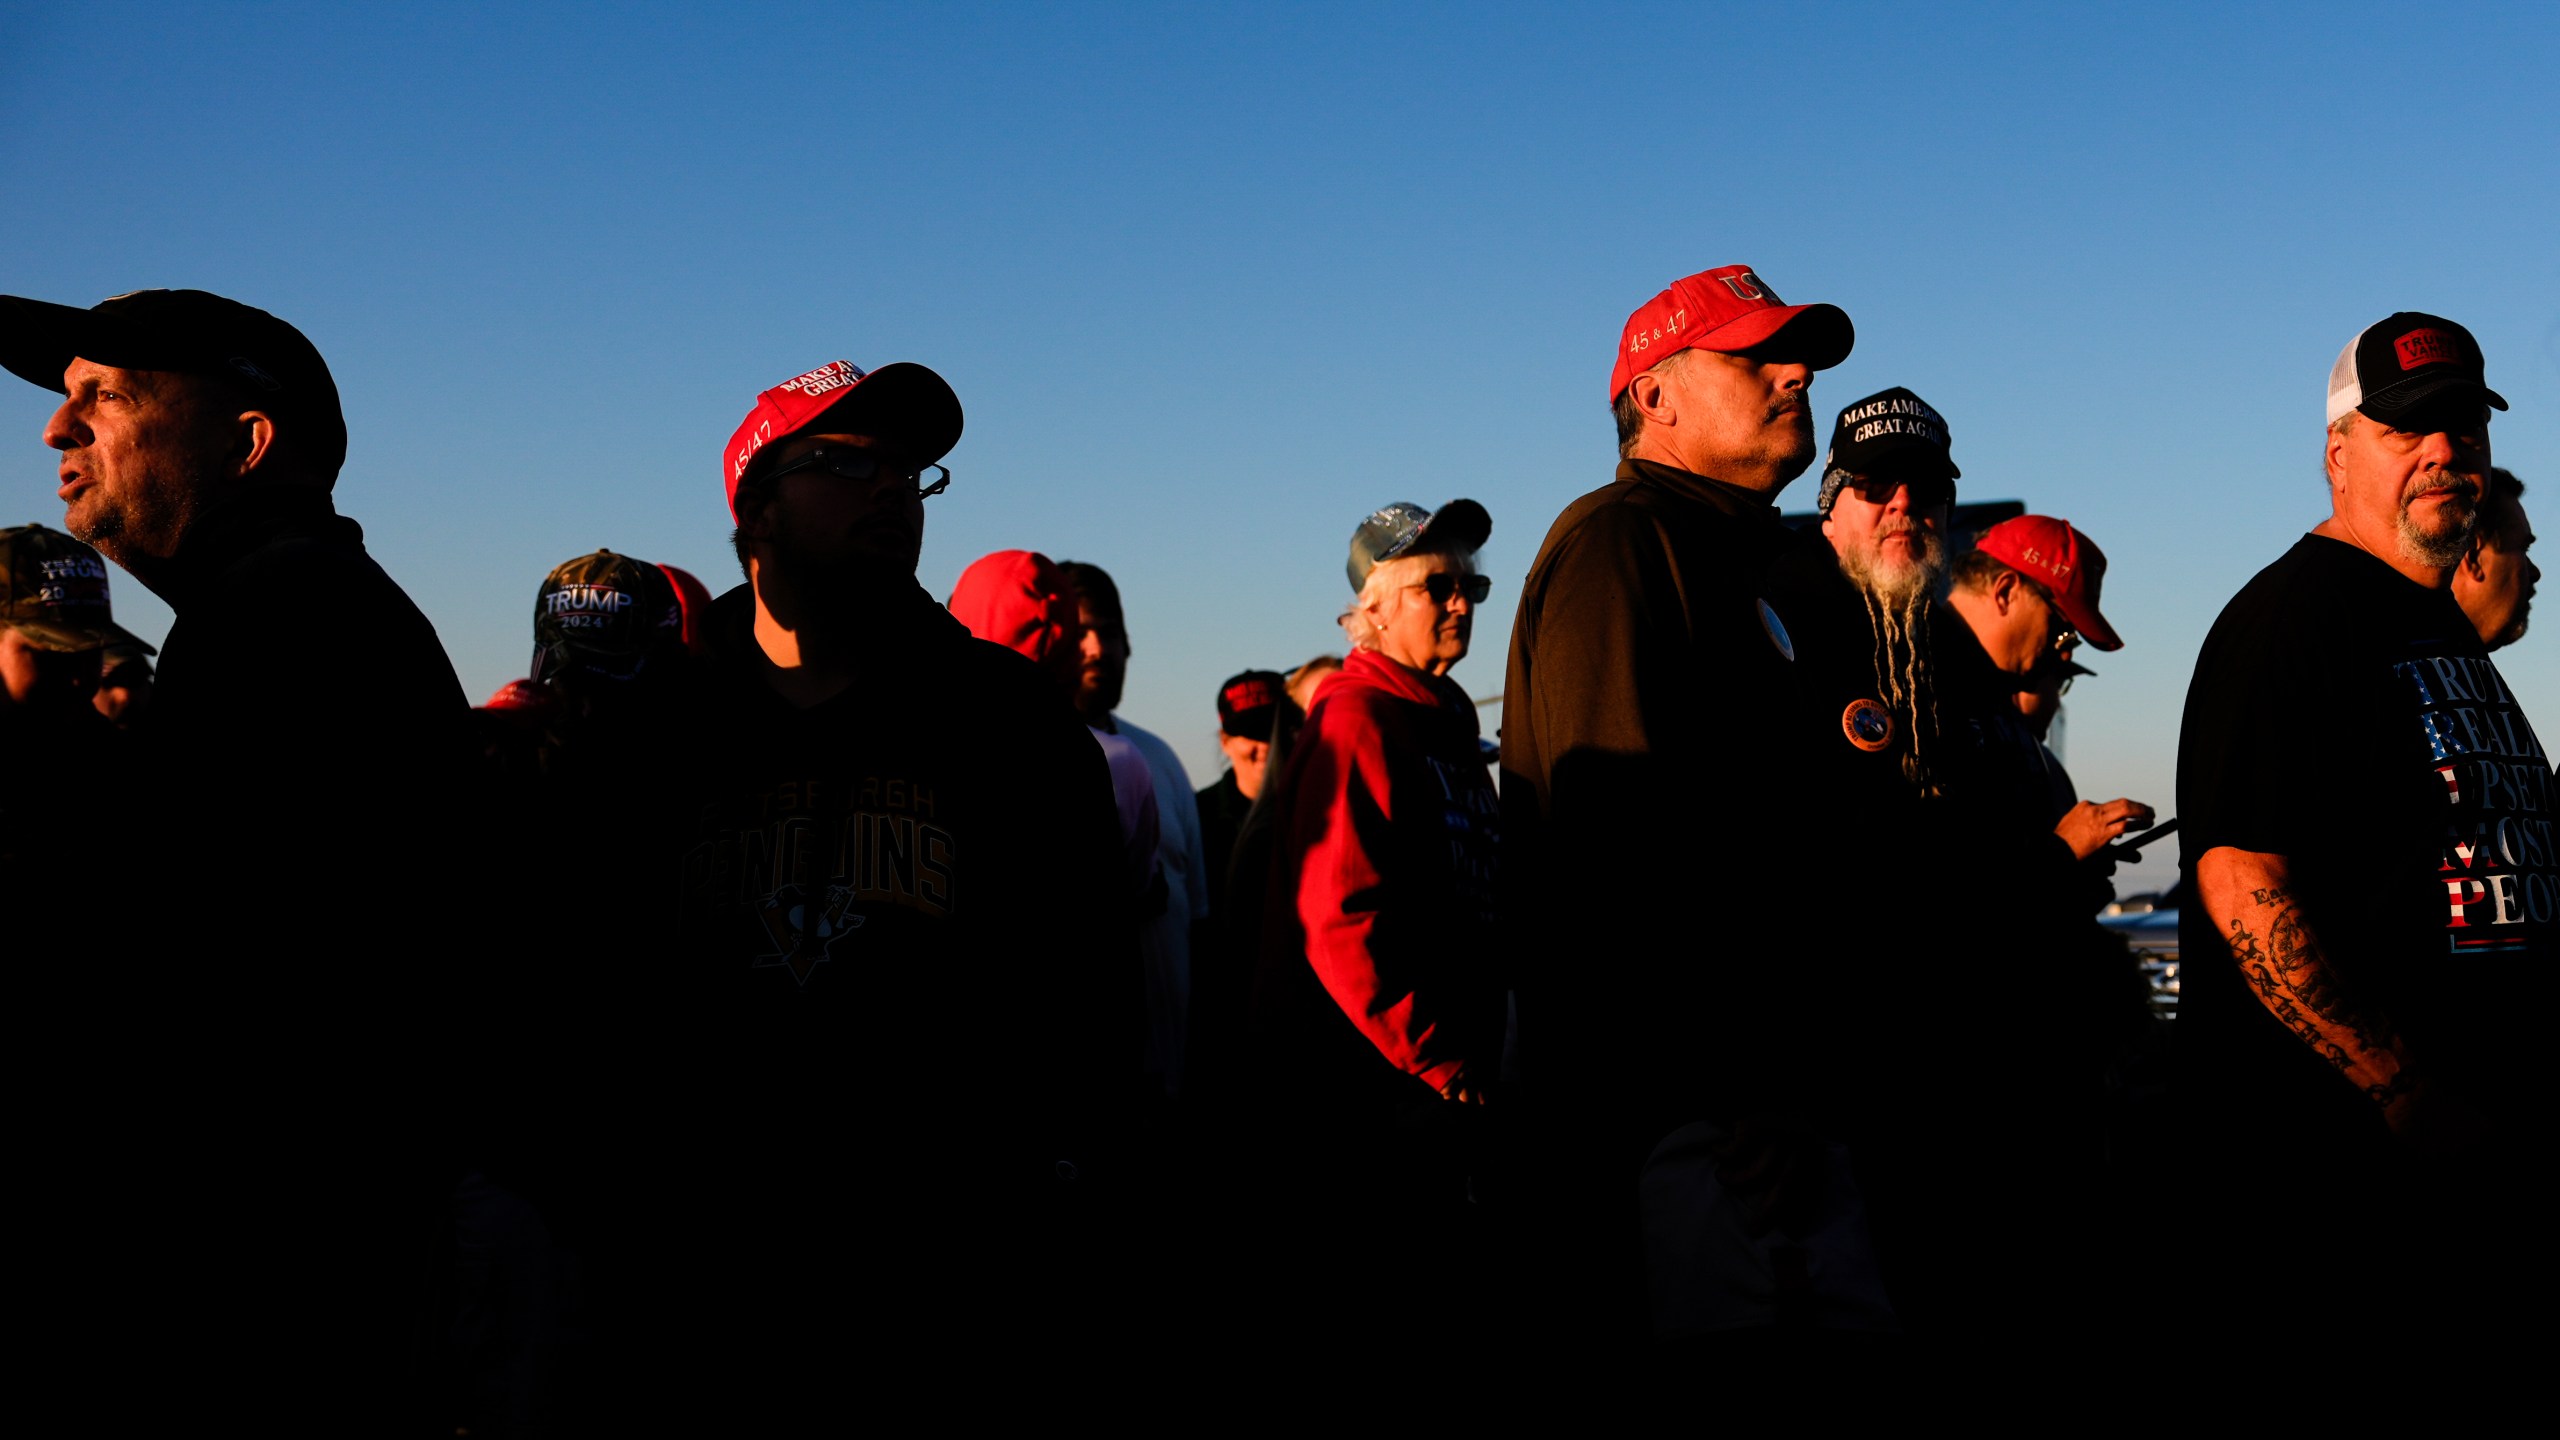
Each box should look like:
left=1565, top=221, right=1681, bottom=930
left=1837, top=527, right=1949, bottom=796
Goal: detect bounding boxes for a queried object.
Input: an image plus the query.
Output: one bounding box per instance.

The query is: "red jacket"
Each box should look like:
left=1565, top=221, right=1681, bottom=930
left=1262, top=648, right=1502, bottom=1097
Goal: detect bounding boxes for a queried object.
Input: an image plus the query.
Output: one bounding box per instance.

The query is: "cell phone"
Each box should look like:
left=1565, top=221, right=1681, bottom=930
left=2109, top=817, right=2178, bottom=862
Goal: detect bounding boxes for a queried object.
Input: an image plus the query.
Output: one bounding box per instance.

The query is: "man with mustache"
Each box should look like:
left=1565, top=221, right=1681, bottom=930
left=1502, top=264, right=1857, bottom=1340
left=2178, top=313, right=2552, bottom=1337
left=1770, top=398, right=2154, bottom=1331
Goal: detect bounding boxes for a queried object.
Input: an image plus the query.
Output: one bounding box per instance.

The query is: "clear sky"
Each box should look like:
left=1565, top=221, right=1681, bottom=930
left=5, top=1, right=2553, bottom=895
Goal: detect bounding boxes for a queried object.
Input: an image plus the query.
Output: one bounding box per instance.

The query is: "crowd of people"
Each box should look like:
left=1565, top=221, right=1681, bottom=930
left=0, top=268, right=2544, bottom=1427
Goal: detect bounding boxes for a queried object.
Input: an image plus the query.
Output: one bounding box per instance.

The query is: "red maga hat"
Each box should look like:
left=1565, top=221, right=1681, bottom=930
left=1971, top=515, right=2123, bottom=652
left=722, top=359, right=962, bottom=521
left=1610, top=264, right=1853, bottom=402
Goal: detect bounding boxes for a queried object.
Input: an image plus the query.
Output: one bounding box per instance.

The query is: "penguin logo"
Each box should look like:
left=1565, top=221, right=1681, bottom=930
left=1756, top=598, right=1794, bottom=662
left=1842, top=698, right=1894, bottom=752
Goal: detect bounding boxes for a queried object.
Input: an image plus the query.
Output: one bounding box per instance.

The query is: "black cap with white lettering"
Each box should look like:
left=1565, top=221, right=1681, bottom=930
left=2327, top=312, right=2507, bottom=428
left=530, top=550, right=683, bottom=683
left=1816, top=387, right=1959, bottom=513
left=0, top=524, right=154, bottom=654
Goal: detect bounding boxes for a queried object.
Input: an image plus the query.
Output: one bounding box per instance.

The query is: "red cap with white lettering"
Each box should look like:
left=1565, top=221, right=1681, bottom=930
left=1610, top=264, right=1854, bottom=402
left=722, top=359, right=963, bottom=521
left=1971, top=515, right=2123, bottom=652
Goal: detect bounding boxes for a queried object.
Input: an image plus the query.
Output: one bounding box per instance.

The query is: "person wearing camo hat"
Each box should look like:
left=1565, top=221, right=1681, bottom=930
left=0, top=522, right=153, bottom=710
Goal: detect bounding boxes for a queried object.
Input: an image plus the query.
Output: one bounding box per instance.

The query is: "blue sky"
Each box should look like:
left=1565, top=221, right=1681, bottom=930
left=4, top=1, right=2553, bottom=893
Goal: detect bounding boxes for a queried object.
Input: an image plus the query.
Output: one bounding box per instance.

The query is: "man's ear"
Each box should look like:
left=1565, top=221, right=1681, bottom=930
left=1991, top=569, right=2019, bottom=614
left=2462, top=541, right=2491, bottom=580
left=1626, top=370, right=1674, bottom=428
left=229, top=410, right=279, bottom=481
left=1820, top=512, right=1838, bottom=543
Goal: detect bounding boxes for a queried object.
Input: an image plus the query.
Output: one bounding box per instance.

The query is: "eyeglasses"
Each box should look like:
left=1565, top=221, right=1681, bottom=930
left=1404, top=574, right=1492, bottom=606
left=761, top=446, right=951, bottom=499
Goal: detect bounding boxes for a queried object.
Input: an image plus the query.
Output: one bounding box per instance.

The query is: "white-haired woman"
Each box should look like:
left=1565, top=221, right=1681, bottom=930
left=1254, top=499, right=1503, bottom=1198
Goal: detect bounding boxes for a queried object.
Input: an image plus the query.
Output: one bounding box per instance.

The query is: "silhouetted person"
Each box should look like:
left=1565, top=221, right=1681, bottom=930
left=3, top=287, right=469, bottom=1426
left=584, top=358, right=1132, bottom=1425
left=1501, top=264, right=1852, bottom=1342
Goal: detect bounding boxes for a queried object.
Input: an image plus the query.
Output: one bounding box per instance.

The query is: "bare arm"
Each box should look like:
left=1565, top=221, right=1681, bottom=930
left=2194, top=845, right=2422, bottom=1126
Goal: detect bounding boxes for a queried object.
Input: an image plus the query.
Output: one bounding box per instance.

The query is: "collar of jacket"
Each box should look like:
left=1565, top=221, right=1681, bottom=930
left=1932, top=603, right=2019, bottom=711
left=1616, top=458, right=1778, bottom=517
left=706, top=571, right=972, bottom=678
left=1338, top=645, right=1475, bottom=717
left=157, top=485, right=360, bottom=609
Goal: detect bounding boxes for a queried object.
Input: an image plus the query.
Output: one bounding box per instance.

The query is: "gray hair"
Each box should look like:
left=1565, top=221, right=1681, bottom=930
left=1613, top=348, right=1691, bottom=458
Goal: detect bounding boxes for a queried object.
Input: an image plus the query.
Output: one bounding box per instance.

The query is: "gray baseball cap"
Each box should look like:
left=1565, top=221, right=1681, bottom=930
left=1346, top=498, right=1491, bottom=591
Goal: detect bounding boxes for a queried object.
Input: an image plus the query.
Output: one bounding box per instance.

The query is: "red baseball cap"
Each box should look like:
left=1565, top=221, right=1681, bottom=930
left=1610, top=264, right=1854, bottom=402
left=1971, top=515, right=2123, bottom=652
left=722, top=359, right=963, bottom=521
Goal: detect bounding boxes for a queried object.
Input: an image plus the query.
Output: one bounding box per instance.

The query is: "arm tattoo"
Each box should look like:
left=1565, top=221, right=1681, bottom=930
left=2248, top=884, right=2385, bottom=1052
left=2223, top=888, right=2411, bottom=1110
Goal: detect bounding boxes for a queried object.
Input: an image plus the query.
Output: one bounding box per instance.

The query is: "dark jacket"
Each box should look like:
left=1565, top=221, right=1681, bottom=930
left=1501, top=459, right=1825, bottom=1141
left=43, top=484, right=471, bottom=1428
left=563, top=576, right=1140, bottom=1417
left=147, top=485, right=467, bottom=797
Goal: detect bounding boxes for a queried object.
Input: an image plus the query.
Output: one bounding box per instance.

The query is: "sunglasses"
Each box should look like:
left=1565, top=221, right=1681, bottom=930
left=1842, top=473, right=1955, bottom=508
left=1404, top=574, right=1492, bottom=605
left=762, top=446, right=952, bottom=498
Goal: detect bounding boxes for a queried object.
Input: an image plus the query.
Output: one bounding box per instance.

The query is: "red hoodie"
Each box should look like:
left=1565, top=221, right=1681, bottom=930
left=1263, top=647, right=1502, bottom=1097
left=947, top=550, right=1160, bottom=894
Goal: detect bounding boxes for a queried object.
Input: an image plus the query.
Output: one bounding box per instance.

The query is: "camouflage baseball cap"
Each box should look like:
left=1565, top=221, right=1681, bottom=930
left=530, top=549, right=683, bottom=683
left=0, top=525, right=154, bottom=654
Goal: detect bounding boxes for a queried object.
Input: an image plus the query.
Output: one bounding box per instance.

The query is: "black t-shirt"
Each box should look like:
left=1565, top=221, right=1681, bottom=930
left=1196, top=769, right=1251, bottom=919
left=2179, top=534, right=2556, bottom=1132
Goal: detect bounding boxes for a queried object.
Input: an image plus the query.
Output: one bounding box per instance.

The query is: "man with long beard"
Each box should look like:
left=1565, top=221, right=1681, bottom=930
left=1767, top=394, right=2156, bottom=1332
left=1771, top=387, right=1964, bottom=809
left=2178, top=313, right=2551, bottom=1338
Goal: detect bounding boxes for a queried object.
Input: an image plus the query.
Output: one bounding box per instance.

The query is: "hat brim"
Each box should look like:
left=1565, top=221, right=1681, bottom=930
left=2055, top=592, right=2123, bottom=653
left=1693, top=303, right=1855, bottom=371
left=1220, top=704, right=1280, bottom=742
left=803, top=362, right=965, bottom=466
left=1839, top=432, right=1962, bottom=483
left=7, top=616, right=152, bottom=655
left=2358, top=371, right=2510, bottom=426
left=0, top=295, right=202, bottom=393
left=1407, top=498, right=1492, bottom=558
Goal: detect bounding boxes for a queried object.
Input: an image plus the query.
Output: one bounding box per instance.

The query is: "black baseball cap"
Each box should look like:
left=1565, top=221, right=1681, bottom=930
left=1216, top=669, right=1285, bottom=739
left=2326, top=312, right=2507, bottom=429
left=1817, top=387, right=1958, bottom=513
left=0, top=288, right=348, bottom=480
left=1346, top=498, right=1491, bottom=592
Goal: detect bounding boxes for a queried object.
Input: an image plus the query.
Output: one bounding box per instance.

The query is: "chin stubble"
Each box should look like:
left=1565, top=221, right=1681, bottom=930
left=2395, top=477, right=2480, bottom=570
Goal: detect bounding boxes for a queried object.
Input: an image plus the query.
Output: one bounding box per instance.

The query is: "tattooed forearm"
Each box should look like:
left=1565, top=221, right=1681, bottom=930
left=2211, top=878, right=2414, bottom=1115
left=2248, top=885, right=2387, bottom=1051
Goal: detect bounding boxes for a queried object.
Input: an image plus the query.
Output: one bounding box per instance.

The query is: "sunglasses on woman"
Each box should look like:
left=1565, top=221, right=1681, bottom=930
left=1406, top=574, right=1492, bottom=605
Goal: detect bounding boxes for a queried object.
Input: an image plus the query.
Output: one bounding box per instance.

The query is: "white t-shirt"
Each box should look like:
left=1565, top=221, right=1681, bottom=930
left=1113, top=715, right=1208, bottom=1096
